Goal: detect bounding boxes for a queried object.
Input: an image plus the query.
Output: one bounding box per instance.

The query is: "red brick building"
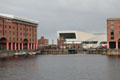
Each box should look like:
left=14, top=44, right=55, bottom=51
left=57, top=37, right=64, bottom=48
left=107, top=18, right=120, bottom=49
left=38, top=36, right=48, bottom=49
left=0, top=13, right=38, bottom=50
left=38, top=36, right=48, bottom=45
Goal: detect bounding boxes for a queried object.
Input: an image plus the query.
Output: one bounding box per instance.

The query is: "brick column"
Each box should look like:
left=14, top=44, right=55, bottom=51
left=31, top=43, right=32, bottom=49
left=116, top=41, right=118, bottom=49
left=107, top=41, right=109, bottom=49
left=15, top=42, right=16, bottom=50
left=34, top=43, right=35, bottom=49
left=6, top=42, right=9, bottom=50
left=18, top=42, right=20, bottom=50
left=22, top=43, right=23, bottom=50
left=36, top=43, right=37, bottom=49
left=11, top=42, right=13, bottom=50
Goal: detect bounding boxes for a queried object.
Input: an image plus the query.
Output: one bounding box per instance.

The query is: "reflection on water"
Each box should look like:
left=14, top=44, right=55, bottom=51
left=0, top=54, right=120, bottom=80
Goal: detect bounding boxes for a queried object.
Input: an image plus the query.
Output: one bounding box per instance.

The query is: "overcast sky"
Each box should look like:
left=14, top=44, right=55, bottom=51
left=0, top=0, right=120, bottom=43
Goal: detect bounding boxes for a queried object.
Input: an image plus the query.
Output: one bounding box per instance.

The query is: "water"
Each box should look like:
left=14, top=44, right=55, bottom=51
left=0, top=54, right=120, bottom=80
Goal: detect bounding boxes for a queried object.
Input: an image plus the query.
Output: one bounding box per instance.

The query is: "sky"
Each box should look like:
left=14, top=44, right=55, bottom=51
left=0, top=0, right=120, bottom=44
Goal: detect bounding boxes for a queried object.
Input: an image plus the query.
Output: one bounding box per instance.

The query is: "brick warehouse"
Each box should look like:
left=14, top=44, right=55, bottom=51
left=107, top=18, right=120, bottom=49
left=38, top=36, right=49, bottom=49
left=0, top=13, right=38, bottom=50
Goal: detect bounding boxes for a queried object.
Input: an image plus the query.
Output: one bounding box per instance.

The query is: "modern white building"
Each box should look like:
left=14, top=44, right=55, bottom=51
left=82, top=33, right=107, bottom=49
left=57, top=30, right=95, bottom=43
left=57, top=31, right=107, bottom=49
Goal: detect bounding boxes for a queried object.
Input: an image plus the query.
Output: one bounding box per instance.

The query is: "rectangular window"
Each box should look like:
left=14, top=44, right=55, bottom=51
left=9, top=31, right=11, bottom=34
left=20, top=38, right=22, bottom=41
left=29, top=28, right=31, bottom=31
left=0, top=24, right=2, bottom=28
left=9, top=37, right=11, bottom=41
left=20, top=32, right=22, bottom=35
left=13, top=27, right=15, bottom=29
left=60, top=33, right=76, bottom=39
left=5, top=25, right=7, bottom=28
left=111, top=32, right=114, bottom=35
left=0, top=30, right=2, bottom=33
left=9, top=26, right=11, bottom=29
left=13, top=32, right=15, bottom=35
left=110, top=21, right=114, bottom=30
left=111, top=21, right=114, bottom=25
left=110, top=21, right=114, bottom=38
left=13, top=37, right=15, bottom=41
left=5, top=30, right=7, bottom=33
left=111, top=37, right=114, bottom=40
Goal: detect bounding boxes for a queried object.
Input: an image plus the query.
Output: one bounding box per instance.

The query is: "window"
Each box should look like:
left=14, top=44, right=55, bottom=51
left=24, top=28, right=25, bottom=31
left=20, top=28, right=22, bottom=30
left=5, top=25, right=7, bottom=28
left=13, top=27, right=15, bottom=29
left=5, top=31, right=7, bottom=33
left=13, top=32, right=15, bottom=35
left=111, top=32, right=114, bottom=35
left=100, top=42, right=107, bottom=44
left=110, top=21, right=114, bottom=30
left=9, top=26, right=11, bottom=29
left=29, top=28, right=31, bottom=31
left=13, top=37, right=15, bottom=41
left=23, top=33, right=25, bottom=36
left=111, top=37, right=114, bottom=40
left=0, top=24, right=2, bottom=28
left=60, top=33, right=76, bottom=39
left=9, top=37, right=11, bottom=41
left=9, top=31, right=11, bottom=34
left=32, top=29, right=34, bottom=31
left=111, top=21, right=114, bottom=25
left=111, top=25, right=114, bottom=31
left=110, top=21, right=114, bottom=38
left=20, top=32, right=22, bottom=35
left=0, top=30, right=2, bottom=33
left=25, top=33, right=27, bottom=36
left=20, top=38, right=22, bottom=41
left=26, top=28, right=28, bottom=31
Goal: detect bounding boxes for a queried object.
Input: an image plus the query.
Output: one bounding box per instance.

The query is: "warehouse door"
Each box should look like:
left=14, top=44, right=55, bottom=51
left=23, top=39, right=28, bottom=50
left=109, top=42, right=116, bottom=49
left=118, top=39, right=120, bottom=49
left=0, top=37, right=7, bottom=50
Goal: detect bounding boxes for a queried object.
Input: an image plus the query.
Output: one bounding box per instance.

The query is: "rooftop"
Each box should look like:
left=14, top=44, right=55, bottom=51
left=107, top=18, right=120, bottom=20
left=0, top=13, right=38, bottom=24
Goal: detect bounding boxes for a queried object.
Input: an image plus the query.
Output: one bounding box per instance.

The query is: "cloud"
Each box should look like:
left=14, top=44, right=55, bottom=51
left=0, top=0, right=120, bottom=43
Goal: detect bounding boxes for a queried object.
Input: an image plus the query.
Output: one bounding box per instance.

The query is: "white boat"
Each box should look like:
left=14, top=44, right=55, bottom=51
left=28, top=52, right=36, bottom=55
left=14, top=52, right=26, bottom=56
